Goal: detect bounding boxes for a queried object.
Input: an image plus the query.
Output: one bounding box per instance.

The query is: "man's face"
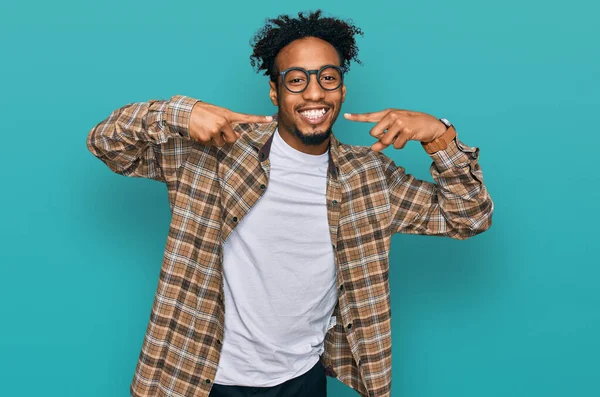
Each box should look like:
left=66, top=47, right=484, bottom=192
left=269, top=37, right=346, bottom=146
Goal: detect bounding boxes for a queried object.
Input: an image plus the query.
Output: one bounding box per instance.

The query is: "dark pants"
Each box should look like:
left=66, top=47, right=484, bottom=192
left=208, top=359, right=327, bottom=397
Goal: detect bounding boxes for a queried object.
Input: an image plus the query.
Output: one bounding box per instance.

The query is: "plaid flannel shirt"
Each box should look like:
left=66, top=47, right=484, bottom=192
left=87, top=95, right=493, bottom=397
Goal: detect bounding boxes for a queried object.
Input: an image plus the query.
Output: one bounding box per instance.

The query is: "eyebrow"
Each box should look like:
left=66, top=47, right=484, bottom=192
left=283, top=64, right=341, bottom=70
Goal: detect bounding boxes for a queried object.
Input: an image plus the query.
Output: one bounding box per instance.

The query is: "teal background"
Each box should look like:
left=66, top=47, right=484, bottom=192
left=1, top=0, right=598, bottom=396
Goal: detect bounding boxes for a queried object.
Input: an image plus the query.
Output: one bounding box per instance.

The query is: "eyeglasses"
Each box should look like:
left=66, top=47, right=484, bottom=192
left=278, top=65, right=344, bottom=93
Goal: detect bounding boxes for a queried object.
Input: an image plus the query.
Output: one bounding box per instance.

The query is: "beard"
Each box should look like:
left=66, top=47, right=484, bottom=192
left=276, top=100, right=341, bottom=146
left=289, top=107, right=340, bottom=146
left=291, top=125, right=332, bottom=146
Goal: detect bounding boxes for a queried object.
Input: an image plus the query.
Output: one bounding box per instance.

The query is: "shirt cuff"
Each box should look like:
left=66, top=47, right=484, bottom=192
left=429, top=137, right=480, bottom=172
left=165, top=95, right=200, bottom=138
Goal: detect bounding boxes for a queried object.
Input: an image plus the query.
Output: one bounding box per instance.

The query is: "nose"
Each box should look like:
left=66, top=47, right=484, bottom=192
left=301, top=75, right=326, bottom=102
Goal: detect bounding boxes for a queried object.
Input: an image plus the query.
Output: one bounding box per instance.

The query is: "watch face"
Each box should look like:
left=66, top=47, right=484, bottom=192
left=440, top=118, right=452, bottom=128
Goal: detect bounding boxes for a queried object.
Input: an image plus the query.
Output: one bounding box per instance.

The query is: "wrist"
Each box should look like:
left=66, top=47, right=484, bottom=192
left=422, top=119, right=448, bottom=144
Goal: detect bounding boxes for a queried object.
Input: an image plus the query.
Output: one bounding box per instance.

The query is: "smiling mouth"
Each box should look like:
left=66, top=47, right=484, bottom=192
left=297, top=107, right=331, bottom=125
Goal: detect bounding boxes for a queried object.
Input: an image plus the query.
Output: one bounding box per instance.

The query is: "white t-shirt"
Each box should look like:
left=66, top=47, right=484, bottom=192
left=213, top=128, right=337, bottom=386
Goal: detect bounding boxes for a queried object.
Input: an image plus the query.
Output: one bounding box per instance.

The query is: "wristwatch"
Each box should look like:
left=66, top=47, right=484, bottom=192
left=421, top=118, right=457, bottom=154
left=439, top=118, right=452, bottom=129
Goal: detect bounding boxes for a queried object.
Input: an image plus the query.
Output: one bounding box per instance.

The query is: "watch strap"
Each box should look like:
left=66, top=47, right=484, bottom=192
left=421, top=124, right=457, bottom=154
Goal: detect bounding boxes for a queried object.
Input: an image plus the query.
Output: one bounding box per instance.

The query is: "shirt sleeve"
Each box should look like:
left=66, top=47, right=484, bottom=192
left=86, top=95, right=200, bottom=182
left=380, top=138, right=494, bottom=239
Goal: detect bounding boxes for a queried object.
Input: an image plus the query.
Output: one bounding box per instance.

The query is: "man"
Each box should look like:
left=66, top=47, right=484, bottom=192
left=87, top=10, right=493, bottom=397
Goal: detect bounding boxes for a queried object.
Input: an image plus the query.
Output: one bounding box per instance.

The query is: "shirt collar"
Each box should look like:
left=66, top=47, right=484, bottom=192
left=241, top=113, right=340, bottom=179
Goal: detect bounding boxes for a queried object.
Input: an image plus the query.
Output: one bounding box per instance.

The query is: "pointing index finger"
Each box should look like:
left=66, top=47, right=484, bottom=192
left=344, top=109, right=389, bottom=123
left=229, top=110, right=273, bottom=124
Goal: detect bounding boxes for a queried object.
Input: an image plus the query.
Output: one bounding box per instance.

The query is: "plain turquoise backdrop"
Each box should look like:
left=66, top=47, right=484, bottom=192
left=1, top=0, right=598, bottom=396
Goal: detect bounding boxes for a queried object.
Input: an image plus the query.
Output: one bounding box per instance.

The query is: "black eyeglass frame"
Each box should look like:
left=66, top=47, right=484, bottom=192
left=277, top=64, right=345, bottom=93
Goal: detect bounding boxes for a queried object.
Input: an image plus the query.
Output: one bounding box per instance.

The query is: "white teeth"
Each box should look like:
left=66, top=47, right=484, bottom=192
left=300, top=108, right=327, bottom=118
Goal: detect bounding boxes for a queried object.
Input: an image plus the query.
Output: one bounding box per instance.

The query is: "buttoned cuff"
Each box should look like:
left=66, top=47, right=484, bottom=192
left=429, top=137, right=480, bottom=172
left=165, top=95, right=200, bottom=138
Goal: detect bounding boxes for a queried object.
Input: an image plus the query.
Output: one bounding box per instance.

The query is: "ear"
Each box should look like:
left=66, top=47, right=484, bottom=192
left=341, top=83, right=347, bottom=103
left=269, top=81, right=278, bottom=106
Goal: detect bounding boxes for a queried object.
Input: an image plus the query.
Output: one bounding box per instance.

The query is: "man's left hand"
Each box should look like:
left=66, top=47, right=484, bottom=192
left=344, top=109, right=447, bottom=152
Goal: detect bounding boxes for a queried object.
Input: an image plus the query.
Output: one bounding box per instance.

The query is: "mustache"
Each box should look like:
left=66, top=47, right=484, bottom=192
left=295, top=102, right=334, bottom=111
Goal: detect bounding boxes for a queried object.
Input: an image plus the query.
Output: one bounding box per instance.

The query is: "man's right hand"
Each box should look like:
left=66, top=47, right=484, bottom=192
left=189, top=102, right=273, bottom=147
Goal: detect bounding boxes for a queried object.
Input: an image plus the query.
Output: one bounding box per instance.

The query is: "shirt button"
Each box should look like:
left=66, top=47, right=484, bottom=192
left=347, top=323, right=352, bottom=329
left=205, top=379, right=211, bottom=384
left=232, top=216, right=238, bottom=223
left=339, top=284, right=344, bottom=291
left=260, top=152, right=266, bottom=160
left=332, top=200, right=338, bottom=205
left=260, top=184, right=266, bottom=190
